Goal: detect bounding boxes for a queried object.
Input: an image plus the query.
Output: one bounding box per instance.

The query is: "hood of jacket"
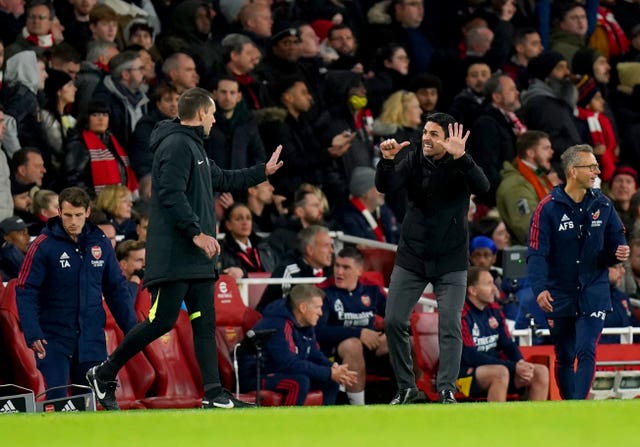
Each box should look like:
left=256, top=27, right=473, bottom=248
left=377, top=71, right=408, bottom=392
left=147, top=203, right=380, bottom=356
left=5, top=50, right=39, bottom=94
left=171, top=0, right=210, bottom=40
left=43, top=216, right=105, bottom=245
left=149, top=119, right=205, bottom=154
left=520, top=79, right=557, bottom=104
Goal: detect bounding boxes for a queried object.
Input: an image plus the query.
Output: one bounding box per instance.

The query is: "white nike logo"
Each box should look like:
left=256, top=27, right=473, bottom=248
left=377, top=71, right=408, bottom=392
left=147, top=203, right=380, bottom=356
left=92, top=377, right=106, bottom=399
left=198, top=160, right=205, bottom=165
left=212, top=399, right=234, bottom=409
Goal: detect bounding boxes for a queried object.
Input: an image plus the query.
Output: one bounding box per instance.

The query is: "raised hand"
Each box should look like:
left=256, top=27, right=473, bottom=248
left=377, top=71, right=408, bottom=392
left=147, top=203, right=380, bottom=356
left=266, top=145, right=284, bottom=176
left=379, top=138, right=411, bottom=160
left=437, top=123, right=470, bottom=160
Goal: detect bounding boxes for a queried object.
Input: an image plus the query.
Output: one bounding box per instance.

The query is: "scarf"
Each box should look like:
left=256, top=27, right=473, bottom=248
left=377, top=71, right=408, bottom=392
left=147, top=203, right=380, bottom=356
left=576, top=107, right=618, bottom=182
left=82, top=130, right=138, bottom=194
left=22, top=27, right=54, bottom=48
left=94, top=61, right=110, bottom=73
left=597, top=7, right=630, bottom=58
left=350, top=196, right=385, bottom=242
left=234, top=74, right=261, bottom=110
left=514, top=157, right=553, bottom=201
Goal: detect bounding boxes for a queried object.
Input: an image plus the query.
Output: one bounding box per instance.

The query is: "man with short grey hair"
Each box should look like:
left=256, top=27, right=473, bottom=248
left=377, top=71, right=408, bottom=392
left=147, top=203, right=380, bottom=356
left=222, top=33, right=266, bottom=110
left=528, top=144, right=629, bottom=400
left=162, top=52, right=199, bottom=93
left=93, top=50, right=150, bottom=149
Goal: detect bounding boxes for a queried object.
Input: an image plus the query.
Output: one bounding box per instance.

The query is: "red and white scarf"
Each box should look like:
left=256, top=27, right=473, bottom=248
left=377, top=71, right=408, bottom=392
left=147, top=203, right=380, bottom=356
left=22, top=27, right=54, bottom=48
left=83, top=130, right=138, bottom=194
left=350, top=196, right=385, bottom=242
left=597, top=6, right=630, bottom=59
left=575, top=107, right=618, bottom=182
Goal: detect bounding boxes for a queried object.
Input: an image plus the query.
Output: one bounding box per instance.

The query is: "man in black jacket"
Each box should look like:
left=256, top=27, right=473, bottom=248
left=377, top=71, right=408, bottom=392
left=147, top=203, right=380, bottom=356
left=376, top=112, right=489, bottom=404
left=86, top=87, right=283, bottom=410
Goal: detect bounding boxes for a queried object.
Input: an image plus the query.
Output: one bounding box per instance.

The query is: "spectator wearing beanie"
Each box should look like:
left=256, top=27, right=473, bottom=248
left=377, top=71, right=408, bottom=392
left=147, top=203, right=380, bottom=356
left=41, top=68, right=77, bottom=169
left=608, top=166, right=638, bottom=236
left=338, top=166, right=399, bottom=244
left=519, top=51, right=582, bottom=161
left=574, top=75, right=618, bottom=183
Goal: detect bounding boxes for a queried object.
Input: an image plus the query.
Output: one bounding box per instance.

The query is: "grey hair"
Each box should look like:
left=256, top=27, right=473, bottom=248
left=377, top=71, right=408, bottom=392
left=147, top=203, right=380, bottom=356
left=161, top=52, right=192, bottom=76
left=86, top=40, right=118, bottom=64
left=297, top=225, right=329, bottom=254
left=561, top=144, right=594, bottom=173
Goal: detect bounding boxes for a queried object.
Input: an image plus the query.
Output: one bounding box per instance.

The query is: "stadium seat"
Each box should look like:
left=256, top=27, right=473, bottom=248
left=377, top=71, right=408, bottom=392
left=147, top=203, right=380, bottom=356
left=214, top=275, right=323, bottom=406
left=247, top=272, right=271, bottom=309
left=411, top=312, right=527, bottom=402
left=134, top=288, right=202, bottom=409
left=0, top=279, right=46, bottom=398
left=361, top=248, right=396, bottom=286
left=102, top=300, right=154, bottom=410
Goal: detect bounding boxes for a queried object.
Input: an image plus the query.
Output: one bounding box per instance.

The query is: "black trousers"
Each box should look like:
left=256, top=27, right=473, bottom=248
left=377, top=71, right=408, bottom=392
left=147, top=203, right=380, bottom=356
left=105, top=279, right=220, bottom=390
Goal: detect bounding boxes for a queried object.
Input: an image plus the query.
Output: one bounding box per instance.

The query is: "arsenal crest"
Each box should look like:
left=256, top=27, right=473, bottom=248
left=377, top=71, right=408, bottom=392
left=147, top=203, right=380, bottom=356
left=488, top=317, right=498, bottom=329
left=361, top=295, right=371, bottom=307
left=592, top=209, right=600, bottom=220
left=91, top=246, right=102, bottom=260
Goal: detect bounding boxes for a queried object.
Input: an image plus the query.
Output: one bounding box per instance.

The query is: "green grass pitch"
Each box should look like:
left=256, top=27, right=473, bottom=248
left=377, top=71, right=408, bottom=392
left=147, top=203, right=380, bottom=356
left=2, top=400, right=638, bottom=447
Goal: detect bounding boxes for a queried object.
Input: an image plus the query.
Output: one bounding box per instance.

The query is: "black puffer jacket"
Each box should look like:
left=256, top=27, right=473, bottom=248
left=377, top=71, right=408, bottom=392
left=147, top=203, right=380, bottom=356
left=144, top=119, right=266, bottom=288
left=376, top=148, right=489, bottom=276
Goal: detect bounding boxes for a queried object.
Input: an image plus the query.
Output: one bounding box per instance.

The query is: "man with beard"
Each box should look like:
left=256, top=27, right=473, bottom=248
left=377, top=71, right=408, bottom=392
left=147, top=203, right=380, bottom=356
left=496, top=131, right=555, bottom=245
left=518, top=51, right=582, bottom=163
left=449, top=58, right=491, bottom=128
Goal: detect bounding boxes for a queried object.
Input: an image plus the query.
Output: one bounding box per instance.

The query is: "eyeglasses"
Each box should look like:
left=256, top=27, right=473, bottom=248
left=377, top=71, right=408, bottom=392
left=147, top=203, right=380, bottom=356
left=28, top=14, right=50, bottom=21
left=574, top=164, right=600, bottom=172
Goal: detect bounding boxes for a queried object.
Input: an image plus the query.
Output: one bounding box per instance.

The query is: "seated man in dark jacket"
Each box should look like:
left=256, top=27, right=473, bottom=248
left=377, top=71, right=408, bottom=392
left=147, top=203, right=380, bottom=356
left=0, top=216, right=32, bottom=280
left=459, top=267, right=548, bottom=402
left=240, top=284, right=357, bottom=405
left=338, top=167, right=399, bottom=244
left=316, top=247, right=390, bottom=405
left=257, top=225, right=333, bottom=313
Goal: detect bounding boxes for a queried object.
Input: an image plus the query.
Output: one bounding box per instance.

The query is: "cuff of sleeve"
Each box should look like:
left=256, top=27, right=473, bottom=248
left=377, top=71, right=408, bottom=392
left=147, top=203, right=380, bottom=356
left=452, top=153, right=475, bottom=170
left=185, top=223, right=202, bottom=240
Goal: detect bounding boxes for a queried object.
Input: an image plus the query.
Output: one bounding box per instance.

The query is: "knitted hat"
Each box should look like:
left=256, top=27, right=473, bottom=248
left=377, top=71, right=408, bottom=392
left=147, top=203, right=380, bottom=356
left=310, top=19, right=333, bottom=42
left=11, top=178, right=35, bottom=196
left=617, top=62, right=640, bottom=94
left=349, top=167, right=376, bottom=197
left=527, top=51, right=565, bottom=81
left=610, top=166, right=638, bottom=188
left=469, top=235, right=497, bottom=254
left=44, top=68, right=73, bottom=101
left=576, top=75, right=599, bottom=108
left=572, top=47, right=602, bottom=77
left=271, top=21, right=300, bottom=46
left=87, top=99, right=110, bottom=115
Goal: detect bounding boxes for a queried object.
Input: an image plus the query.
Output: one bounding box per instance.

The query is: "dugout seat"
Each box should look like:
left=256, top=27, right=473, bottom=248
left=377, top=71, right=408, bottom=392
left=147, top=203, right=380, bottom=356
left=215, top=275, right=324, bottom=406
left=102, top=300, right=154, bottom=410
left=0, top=279, right=46, bottom=398
left=411, top=312, right=527, bottom=402
left=134, top=288, right=202, bottom=409
left=361, top=248, right=396, bottom=286
left=247, top=272, right=271, bottom=310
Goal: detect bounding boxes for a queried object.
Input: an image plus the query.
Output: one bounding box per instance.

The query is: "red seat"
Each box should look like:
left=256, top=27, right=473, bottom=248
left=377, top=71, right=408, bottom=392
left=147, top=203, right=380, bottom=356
left=214, top=275, right=283, bottom=406
left=247, top=272, right=271, bottom=310
left=102, top=301, right=154, bottom=410
left=411, top=312, right=521, bottom=402
left=134, top=287, right=202, bottom=409
left=361, top=248, right=396, bottom=286
left=214, top=276, right=324, bottom=405
left=0, top=279, right=46, bottom=398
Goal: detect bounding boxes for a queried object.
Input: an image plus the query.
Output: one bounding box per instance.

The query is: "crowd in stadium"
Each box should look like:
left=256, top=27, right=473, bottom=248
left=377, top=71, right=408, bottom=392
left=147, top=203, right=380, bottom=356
left=1, top=0, right=640, bottom=407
